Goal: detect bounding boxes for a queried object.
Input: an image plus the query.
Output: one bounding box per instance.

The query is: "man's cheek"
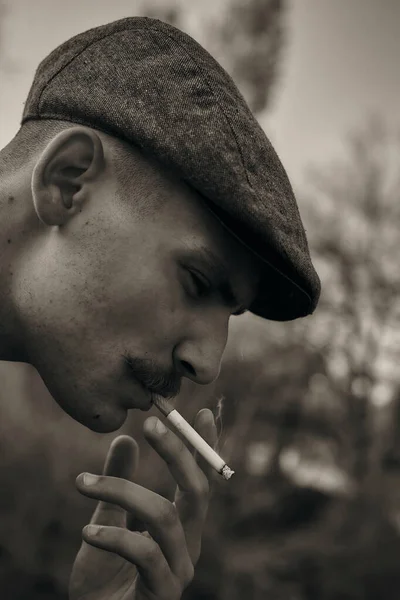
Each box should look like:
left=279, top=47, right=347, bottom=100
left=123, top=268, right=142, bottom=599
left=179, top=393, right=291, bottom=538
left=133, top=297, right=186, bottom=346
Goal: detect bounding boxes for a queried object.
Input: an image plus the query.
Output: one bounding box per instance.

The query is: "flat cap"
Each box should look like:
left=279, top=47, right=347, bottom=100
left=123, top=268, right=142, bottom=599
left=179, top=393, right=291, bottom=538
left=22, top=16, right=321, bottom=321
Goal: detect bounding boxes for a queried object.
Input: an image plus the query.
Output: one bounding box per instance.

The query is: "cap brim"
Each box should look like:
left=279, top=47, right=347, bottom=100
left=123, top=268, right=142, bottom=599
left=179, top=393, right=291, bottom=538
left=200, top=198, right=314, bottom=321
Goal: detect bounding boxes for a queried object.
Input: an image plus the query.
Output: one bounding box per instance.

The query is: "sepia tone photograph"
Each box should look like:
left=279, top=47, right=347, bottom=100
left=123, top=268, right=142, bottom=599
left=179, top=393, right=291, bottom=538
left=0, top=1, right=400, bottom=599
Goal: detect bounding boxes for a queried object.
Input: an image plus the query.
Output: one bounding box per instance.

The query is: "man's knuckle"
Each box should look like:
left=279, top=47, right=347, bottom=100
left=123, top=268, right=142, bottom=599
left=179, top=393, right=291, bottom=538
left=114, top=476, right=130, bottom=493
left=111, top=527, right=134, bottom=555
left=176, top=437, right=186, bottom=454
left=95, top=475, right=117, bottom=494
left=157, top=499, right=177, bottom=526
left=167, top=435, right=186, bottom=459
left=182, top=561, right=195, bottom=587
left=200, top=475, right=210, bottom=497
left=191, top=473, right=210, bottom=500
left=106, top=525, right=122, bottom=543
left=103, top=477, right=131, bottom=506
left=94, top=474, right=105, bottom=487
left=142, top=543, right=162, bottom=567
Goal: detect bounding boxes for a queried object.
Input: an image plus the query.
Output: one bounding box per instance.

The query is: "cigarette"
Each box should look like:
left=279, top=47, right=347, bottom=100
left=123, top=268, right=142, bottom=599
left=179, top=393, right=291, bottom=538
left=151, top=396, right=235, bottom=480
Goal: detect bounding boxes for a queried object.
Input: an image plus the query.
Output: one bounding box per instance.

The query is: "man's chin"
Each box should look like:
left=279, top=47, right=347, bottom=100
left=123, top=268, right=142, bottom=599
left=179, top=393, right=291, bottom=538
left=84, top=406, right=129, bottom=433
left=65, top=403, right=129, bottom=433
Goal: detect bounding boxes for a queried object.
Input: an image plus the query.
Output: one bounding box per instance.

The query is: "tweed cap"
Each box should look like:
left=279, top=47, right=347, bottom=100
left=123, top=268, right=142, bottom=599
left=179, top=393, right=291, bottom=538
left=22, top=16, right=321, bottom=321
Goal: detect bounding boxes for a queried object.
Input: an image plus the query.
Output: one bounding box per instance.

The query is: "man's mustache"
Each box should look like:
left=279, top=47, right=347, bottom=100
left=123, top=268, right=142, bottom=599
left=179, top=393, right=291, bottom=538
left=122, top=355, right=181, bottom=399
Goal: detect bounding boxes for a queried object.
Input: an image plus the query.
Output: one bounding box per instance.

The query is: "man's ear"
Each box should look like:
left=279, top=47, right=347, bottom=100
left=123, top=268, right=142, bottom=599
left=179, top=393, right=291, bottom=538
left=31, top=126, right=105, bottom=226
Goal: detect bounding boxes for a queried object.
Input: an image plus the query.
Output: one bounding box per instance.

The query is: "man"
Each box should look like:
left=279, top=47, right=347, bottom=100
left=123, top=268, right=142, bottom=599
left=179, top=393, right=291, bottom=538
left=0, top=16, right=320, bottom=600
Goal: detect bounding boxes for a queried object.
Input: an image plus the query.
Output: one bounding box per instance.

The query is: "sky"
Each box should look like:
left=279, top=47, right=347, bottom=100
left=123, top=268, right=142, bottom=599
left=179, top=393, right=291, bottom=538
left=1, top=0, right=399, bottom=189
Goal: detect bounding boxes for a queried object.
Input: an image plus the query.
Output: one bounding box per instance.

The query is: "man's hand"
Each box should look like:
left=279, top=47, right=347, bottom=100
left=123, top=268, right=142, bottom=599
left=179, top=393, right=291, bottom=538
left=69, top=409, right=217, bottom=600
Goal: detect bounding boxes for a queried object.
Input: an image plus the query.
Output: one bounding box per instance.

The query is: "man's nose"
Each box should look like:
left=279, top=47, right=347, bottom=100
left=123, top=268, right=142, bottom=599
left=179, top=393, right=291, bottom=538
left=173, top=317, right=229, bottom=385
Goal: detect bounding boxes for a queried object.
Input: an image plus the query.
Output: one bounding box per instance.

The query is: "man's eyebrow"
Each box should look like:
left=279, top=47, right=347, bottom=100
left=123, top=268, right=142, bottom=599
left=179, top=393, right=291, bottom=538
left=194, top=247, right=248, bottom=314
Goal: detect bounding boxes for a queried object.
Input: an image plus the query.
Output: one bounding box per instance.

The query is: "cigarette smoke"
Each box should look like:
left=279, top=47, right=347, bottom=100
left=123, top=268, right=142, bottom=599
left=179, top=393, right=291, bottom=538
left=214, top=394, right=225, bottom=443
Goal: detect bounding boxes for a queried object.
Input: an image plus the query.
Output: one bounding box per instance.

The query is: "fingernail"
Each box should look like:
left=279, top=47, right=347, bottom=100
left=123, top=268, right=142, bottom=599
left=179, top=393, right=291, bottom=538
left=155, top=418, right=167, bottom=435
left=84, top=524, right=102, bottom=536
left=83, top=473, right=99, bottom=486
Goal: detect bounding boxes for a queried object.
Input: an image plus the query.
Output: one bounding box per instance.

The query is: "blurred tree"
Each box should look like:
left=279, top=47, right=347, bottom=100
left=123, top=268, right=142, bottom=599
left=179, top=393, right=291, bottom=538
left=383, top=388, right=400, bottom=470
left=218, top=0, right=286, bottom=113
left=136, top=0, right=181, bottom=28
left=301, top=116, right=400, bottom=488
left=0, top=2, right=17, bottom=75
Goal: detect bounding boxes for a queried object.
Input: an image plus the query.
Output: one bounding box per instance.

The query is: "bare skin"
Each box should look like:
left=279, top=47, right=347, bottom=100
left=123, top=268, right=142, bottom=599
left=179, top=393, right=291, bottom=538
left=0, top=124, right=260, bottom=598
left=70, top=410, right=217, bottom=600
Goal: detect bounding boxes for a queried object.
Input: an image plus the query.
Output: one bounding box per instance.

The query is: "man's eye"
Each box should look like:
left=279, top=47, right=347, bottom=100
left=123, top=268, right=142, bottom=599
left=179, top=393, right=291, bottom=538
left=188, top=270, right=211, bottom=298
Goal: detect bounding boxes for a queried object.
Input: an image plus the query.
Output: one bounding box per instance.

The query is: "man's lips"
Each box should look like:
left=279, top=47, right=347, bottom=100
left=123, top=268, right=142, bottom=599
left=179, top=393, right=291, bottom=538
left=120, top=378, right=154, bottom=411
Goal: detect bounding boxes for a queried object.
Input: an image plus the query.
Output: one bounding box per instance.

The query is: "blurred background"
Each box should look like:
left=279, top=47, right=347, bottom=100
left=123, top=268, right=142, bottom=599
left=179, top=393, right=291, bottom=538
left=1, top=1, right=400, bottom=598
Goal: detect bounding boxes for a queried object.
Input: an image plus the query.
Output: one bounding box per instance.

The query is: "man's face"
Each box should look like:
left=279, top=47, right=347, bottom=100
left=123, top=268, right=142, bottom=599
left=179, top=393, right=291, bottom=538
left=13, top=153, right=260, bottom=432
